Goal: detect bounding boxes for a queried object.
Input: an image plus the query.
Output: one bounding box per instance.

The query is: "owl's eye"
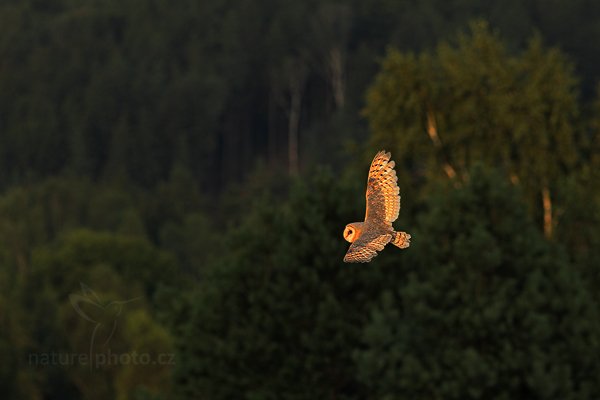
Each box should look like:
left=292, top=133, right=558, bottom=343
left=347, top=229, right=353, bottom=235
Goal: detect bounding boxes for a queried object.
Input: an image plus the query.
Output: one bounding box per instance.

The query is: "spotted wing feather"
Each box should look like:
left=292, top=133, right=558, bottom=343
left=365, top=151, right=400, bottom=225
left=343, top=234, right=391, bottom=263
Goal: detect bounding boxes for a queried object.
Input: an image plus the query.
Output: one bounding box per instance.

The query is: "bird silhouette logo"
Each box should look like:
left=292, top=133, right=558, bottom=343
left=69, top=283, right=140, bottom=368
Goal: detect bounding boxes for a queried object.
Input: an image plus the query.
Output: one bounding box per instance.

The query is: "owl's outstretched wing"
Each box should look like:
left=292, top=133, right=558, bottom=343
left=365, top=151, right=400, bottom=225
left=343, top=234, right=391, bottom=263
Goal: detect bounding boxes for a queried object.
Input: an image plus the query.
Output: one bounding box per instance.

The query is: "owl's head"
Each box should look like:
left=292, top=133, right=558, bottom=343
left=343, top=222, right=363, bottom=243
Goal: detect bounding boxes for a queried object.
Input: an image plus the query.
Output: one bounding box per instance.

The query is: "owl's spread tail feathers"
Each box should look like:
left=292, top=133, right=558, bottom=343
left=391, top=231, right=411, bottom=249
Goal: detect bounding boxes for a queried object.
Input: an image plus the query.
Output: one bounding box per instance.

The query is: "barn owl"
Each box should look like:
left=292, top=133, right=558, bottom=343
left=343, top=150, right=411, bottom=263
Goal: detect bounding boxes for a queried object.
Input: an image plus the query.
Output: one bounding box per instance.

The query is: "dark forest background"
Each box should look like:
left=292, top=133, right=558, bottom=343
left=1, top=0, right=600, bottom=399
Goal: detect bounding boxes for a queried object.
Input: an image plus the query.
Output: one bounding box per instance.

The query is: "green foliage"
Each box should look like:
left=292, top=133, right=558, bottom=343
left=11, top=230, right=180, bottom=399
left=1, top=1, right=599, bottom=189
left=365, top=21, right=581, bottom=232
left=556, top=170, right=600, bottom=299
left=0, top=177, right=147, bottom=280
left=356, top=167, right=600, bottom=399
left=31, top=230, right=179, bottom=299
left=174, top=169, right=383, bottom=399
left=114, top=309, right=174, bottom=400
left=173, top=166, right=600, bottom=399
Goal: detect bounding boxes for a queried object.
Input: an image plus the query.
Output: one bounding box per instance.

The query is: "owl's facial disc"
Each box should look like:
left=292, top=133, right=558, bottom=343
left=343, top=225, right=358, bottom=243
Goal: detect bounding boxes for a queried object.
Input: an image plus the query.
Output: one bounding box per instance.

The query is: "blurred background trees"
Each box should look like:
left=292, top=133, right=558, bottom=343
left=0, top=0, right=599, bottom=399
left=364, top=22, right=581, bottom=238
left=356, top=168, right=600, bottom=399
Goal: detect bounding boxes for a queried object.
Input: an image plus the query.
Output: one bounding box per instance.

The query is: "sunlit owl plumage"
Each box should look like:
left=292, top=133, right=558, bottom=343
left=343, top=150, right=411, bottom=263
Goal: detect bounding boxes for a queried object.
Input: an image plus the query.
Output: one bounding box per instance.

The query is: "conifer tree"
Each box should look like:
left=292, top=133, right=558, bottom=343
left=356, top=167, right=600, bottom=399
left=173, top=170, right=386, bottom=399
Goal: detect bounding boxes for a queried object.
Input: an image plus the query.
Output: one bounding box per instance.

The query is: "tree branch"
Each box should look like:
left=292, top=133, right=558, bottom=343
left=426, top=108, right=457, bottom=180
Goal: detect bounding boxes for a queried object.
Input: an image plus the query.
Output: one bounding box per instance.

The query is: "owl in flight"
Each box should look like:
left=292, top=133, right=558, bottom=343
left=343, top=150, right=411, bottom=263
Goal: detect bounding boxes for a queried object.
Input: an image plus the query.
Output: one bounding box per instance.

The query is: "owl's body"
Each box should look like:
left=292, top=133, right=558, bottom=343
left=343, top=151, right=410, bottom=263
